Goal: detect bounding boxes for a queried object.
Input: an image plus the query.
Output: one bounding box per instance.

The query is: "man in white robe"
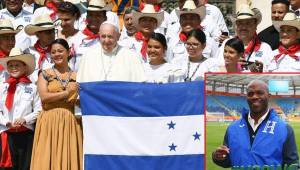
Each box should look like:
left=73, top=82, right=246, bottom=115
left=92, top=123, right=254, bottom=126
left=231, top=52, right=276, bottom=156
left=77, top=21, right=146, bottom=82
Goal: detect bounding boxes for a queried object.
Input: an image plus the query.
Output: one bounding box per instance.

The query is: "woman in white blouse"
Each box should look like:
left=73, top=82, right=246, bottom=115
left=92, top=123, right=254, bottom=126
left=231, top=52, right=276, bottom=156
left=183, top=28, right=217, bottom=81
left=144, top=33, right=184, bottom=83
left=57, top=2, right=85, bottom=72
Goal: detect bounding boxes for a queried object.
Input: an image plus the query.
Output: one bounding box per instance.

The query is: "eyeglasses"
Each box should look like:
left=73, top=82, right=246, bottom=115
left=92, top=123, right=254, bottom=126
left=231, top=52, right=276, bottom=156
left=185, top=42, right=201, bottom=49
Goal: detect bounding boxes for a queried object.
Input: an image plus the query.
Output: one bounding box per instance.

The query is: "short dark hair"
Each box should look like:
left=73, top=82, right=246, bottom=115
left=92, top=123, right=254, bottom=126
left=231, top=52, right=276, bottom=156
left=225, top=37, right=244, bottom=54
left=50, top=38, right=70, bottom=51
left=123, top=7, right=139, bottom=19
left=272, top=0, right=290, bottom=7
left=58, top=2, right=81, bottom=20
left=187, top=28, right=206, bottom=44
left=149, top=32, right=167, bottom=50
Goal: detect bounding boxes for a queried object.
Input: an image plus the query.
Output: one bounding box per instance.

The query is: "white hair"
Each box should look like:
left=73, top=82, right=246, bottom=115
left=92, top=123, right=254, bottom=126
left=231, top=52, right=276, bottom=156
left=99, top=21, right=119, bottom=33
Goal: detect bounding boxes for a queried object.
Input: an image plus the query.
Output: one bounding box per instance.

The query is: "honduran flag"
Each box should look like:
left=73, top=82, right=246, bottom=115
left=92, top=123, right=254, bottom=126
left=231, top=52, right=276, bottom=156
left=79, top=81, right=204, bottom=170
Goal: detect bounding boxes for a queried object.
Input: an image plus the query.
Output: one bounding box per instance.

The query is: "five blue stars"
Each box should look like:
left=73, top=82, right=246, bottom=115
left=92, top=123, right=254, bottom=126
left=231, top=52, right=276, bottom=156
left=167, top=121, right=176, bottom=129
left=169, top=143, right=177, bottom=151
left=193, top=132, right=201, bottom=141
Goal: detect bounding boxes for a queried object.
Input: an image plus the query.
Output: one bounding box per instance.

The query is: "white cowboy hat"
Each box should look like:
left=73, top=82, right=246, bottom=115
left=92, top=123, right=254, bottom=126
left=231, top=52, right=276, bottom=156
left=132, top=4, right=164, bottom=28
left=175, top=0, right=206, bottom=21
left=85, top=0, right=113, bottom=11
left=24, top=14, right=54, bottom=36
left=0, top=19, right=20, bottom=35
left=273, top=12, right=300, bottom=33
left=0, top=48, right=35, bottom=76
left=235, top=4, right=262, bottom=24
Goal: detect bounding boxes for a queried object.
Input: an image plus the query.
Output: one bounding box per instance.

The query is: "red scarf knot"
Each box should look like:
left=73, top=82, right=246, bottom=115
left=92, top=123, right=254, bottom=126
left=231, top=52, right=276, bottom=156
left=135, top=32, right=148, bottom=60
left=46, top=2, right=58, bottom=21
left=179, top=32, right=187, bottom=42
left=82, top=27, right=99, bottom=41
left=243, top=34, right=262, bottom=58
left=274, top=44, right=300, bottom=62
left=5, top=75, right=31, bottom=111
left=34, top=41, right=50, bottom=69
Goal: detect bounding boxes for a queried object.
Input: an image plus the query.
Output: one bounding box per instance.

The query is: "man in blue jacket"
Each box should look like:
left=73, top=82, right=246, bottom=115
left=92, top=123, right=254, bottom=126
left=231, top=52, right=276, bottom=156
left=212, top=79, right=299, bottom=169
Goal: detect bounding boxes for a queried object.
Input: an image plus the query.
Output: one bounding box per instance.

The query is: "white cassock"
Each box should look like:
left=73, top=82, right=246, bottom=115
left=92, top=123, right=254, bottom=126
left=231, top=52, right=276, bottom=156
left=77, top=43, right=146, bottom=82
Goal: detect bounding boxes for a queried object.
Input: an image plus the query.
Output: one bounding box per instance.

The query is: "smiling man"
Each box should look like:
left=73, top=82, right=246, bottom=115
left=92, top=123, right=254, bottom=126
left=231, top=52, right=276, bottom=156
left=77, top=21, right=146, bottom=82
left=212, top=79, right=299, bottom=169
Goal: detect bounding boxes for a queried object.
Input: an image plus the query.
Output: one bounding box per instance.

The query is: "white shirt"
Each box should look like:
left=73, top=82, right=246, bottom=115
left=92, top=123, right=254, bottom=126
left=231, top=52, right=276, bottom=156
left=168, top=31, right=218, bottom=68
left=23, top=3, right=34, bottom=14
left=0, top=8, right=33, bottom=51
left=247, top=109, right=269, bottom=132
left=143, top=63, right=184, bottom=83
left=266, top=49, right=300, bottom=72
left=166, top=15, right=221, bottom=44
left=27, top=47, right=53, bottom=83
left=205, top=4, right=229, bottom=34
left=0, top=71, right=8, bottom=83
left=0, top=82, right=41, bottom=133
left=167, top=4, right=228, bottom=42
left=182, top=58, right=219, bottom=81
left=217, top=38, right=273, bottom=72
left=77, top=44, right=146, bottom=82
left=118, top=37, right=148, bottom=63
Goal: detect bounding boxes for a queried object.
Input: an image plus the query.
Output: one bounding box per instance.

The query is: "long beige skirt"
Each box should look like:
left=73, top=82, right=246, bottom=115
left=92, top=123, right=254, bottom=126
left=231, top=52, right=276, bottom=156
left=30, top=108, right=83, bottom=170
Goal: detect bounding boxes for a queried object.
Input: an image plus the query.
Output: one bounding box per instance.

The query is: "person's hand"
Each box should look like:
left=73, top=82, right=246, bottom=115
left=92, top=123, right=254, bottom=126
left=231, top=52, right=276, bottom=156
left=219, top=34, right=229, bottom=44
left=67, top=82, right=79, bottom=96
left=213, top=145, right=230, bottom=161
left=249, top=60, right=263, bottom=73
left=13, top=118, right=26, bottom=128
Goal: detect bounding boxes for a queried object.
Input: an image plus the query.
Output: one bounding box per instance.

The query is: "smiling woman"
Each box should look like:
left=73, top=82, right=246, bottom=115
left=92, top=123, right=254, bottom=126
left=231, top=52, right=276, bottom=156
left=144, top=32, right=184, bottom=83
left=30, top=39, right=83, bottom=170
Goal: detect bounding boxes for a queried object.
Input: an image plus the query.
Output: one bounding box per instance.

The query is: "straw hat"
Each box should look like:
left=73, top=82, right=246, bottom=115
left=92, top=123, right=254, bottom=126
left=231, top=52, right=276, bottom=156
left=0, top=48, right=35, bottom=76
left=175, top=0, right=206, bottom=21
left=0, top=19, right=20, bottom=35
left=132, top=4, right=164, bottom=28
left=24, top=14, right=54, bottom=36
left=273, top=12, right=300, bottom=33
left=85, top=0, right=113, bottom=11
left=235, top=4, right=262, bottom=24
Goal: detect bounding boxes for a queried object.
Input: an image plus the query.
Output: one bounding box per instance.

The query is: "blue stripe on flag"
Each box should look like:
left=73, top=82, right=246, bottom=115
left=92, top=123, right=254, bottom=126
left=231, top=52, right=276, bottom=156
left=79, top=81, right=204, bottom=117
left=84, top=154, right=204, bottom=170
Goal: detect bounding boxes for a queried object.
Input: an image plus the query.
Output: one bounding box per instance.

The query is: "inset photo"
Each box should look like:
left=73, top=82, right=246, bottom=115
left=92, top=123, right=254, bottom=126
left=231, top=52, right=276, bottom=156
left=205, top=73, right=300, bottom=170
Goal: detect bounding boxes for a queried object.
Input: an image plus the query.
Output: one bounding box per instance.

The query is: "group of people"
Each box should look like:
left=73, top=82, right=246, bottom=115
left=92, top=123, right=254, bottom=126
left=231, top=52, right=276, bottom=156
left=0, top=0, right=299, bottom=169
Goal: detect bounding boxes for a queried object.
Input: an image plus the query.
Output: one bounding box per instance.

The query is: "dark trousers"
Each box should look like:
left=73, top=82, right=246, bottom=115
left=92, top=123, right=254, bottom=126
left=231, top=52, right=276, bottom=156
left=0, top=130, right=34, bottom=170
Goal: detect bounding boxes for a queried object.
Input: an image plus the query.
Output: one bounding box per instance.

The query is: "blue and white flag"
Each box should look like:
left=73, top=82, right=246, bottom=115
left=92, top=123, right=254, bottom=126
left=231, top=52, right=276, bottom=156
left=80, top=81, right=204, bottom=170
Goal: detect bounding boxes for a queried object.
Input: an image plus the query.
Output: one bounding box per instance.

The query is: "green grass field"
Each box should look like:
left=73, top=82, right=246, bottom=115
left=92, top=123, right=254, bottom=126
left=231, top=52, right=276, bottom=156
left=206, top=121, right=300, bottom=170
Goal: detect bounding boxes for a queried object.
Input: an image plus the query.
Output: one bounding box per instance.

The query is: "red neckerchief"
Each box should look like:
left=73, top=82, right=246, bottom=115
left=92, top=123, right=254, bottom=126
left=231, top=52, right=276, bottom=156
left=274, top=44, right=300, bottom=62
left=82, top=27, right=99, bottom=40
left=179, top=31, right=187, bottom=42
left=139, top=3, right=161, bottom=12
left=0, top=50, right=8, bottom=71
left=34, top=41, right=50, bottom=69
left=179, top=27, right=203, bottom=43
left=135, top=32, right=148, bottom=60
left=46, top=2, right=58, bottom=21
left=5, top=75, right=31, bottom=111
left=243, top=34, right=261, bottom=57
